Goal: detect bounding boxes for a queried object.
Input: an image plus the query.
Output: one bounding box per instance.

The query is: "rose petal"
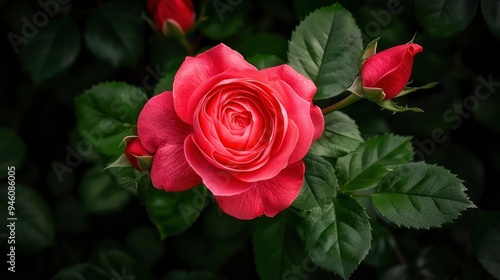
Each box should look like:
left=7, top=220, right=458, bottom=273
left=146, top=0, right=160, bottom=14
left=232, top=120, right=299, bottom=182
left=137, top=91, right=200, bottom=191
left=371, top=45, right=422, bottom=99
left=270, top=80, right=317, bottom=164
left=137, top=91, right=193, bottom=153
left=150, top=144, right=202, bottom=191
left=310, top=105, right=325, bottom=141
left=260, top=64, right=317, bottom=101
left=362, top=44, right=416, bottom=85
left=174, top=44, right=257, bottom=124
left=215, top=161, right=305, bottom=220
left=184, top=134, right=255, bottom=196
left=187, top=69, right=270, bottom=125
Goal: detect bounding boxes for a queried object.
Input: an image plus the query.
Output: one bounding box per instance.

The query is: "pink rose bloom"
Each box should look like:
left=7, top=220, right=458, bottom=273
left=361, top=43, right=423, bottom=100
left=137, top=44, right=324, bottom=219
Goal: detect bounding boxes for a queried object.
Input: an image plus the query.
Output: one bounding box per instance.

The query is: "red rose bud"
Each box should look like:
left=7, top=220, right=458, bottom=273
left=147, top=0, right=195, bottom=34
left=361, top=43, right=423, bottom=100
left=125, top=137, right=153, bottom=171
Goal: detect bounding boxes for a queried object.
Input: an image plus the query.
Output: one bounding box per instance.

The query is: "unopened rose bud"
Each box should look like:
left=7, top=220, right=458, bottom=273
left=361, top=43, right=423, bottom=100
left=125, top=137, right=153, bottom=171
left=147, top=0, right=196, bottom=35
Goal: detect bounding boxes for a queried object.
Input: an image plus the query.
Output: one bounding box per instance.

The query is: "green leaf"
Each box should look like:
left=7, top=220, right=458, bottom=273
left=481, top=0, right=500, bottom=41
left=293, top=0, right=360, bottom=20
left=380, top=264, right=414, bottom=280
left=84, top=0, right=144, bottom=67
left=75, top=82, right=147, bottom=156
left=288, top=4, right=363, bottom=99
left=0, top=128, right=26, bottom=180
left=336, top=134, right=414, bottom=192
left=414, top=0, right=479, bottom=37
left=148, top=34, right=185, bottom=71
left=363, top=221, right=399, bottom=267
left=0, top=185, right=55, bottom=254
left=138, top=183, right=207, bottom=239
left=126, top=226, right=165, bottom=268
left=54, top=197, right=88, bottom=234
left=202, top=205, right=247, bottom=240
left=253, top=210, right=307, bottom=280
left=247, top=54, right=284, bottom=70
left=310, top=111, right=363, bottom=158
left=174, top=224, right=247, bottom=271
left=415, top=246, right=461, bottom=279
left=153, top=71, right=176, bottom=95
left=199, top=0, right=250, bottom=40
left=50, top=263, right=109, bottom=280
left=162, top=270, right=223, bottom=280
left=19, top=17, right=80, bottom=85
left=304, top=194, right=371, bottom=279
left=472, top=211, right=500, bottom=279
left=372, top=162, right=474, bottom=228
left=79, top=166, right=132, bottom=214
left=473, top=75, right=500, bottom=132
left=427, top=145, right=485, bottom=202
left=5, top=0, right=33, bottom=35
left=90, top=248, right=151, bottom=280
left=379, top=246, right=462, bottom=279
left=237, top=33, right=289, bottom=60
left=292, top=153, right=338, bottom=211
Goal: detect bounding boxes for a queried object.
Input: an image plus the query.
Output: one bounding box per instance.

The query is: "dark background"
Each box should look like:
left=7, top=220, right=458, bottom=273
left=1, top=0, right=499, bottom=279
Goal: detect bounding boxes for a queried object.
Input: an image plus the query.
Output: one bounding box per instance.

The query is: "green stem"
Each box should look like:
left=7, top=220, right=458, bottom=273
left=350, top=193, right=372, bottom=198
left=387, top=229, right=407, bottom=264
left=322, top=93, right=362, bottom=115
left=178, top=35, right=195, bottom=56
left=141, top=12, right=156, bottom=32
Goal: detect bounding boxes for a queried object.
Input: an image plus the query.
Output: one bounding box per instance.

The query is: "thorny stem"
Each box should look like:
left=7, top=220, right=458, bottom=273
left=321, top=93, right=362, bottom=115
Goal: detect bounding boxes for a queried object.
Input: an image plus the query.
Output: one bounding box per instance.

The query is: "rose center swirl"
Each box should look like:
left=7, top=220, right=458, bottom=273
left=193, top=80, right=287, bottom=171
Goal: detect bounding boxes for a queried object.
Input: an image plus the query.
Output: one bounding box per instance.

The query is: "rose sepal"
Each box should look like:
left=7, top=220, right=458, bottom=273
left=189, top=3, right=208, bottom=32
left=122, top=135, right=138, bottom=146
left=134, top=155, right=153, bottom=172
left=346, top=76, right=385, bottom=101
left=346, top=76, right=425, bottom=113
left=359, top=37, right=381, bottom=70
left=396, top=81, right=439, bottom=98
left=346, top=76, right=365, bottom=98
left=104, top=154, right=133, bottom=170
left=142, top=11, right=157, bottom=33
left=123, top=124, right=138, bottom=136
left=375, top=99, right=424, bottom=113
left=163, top=20, right=184, bottom=37
left=362, top=87, right=386, bottom=102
